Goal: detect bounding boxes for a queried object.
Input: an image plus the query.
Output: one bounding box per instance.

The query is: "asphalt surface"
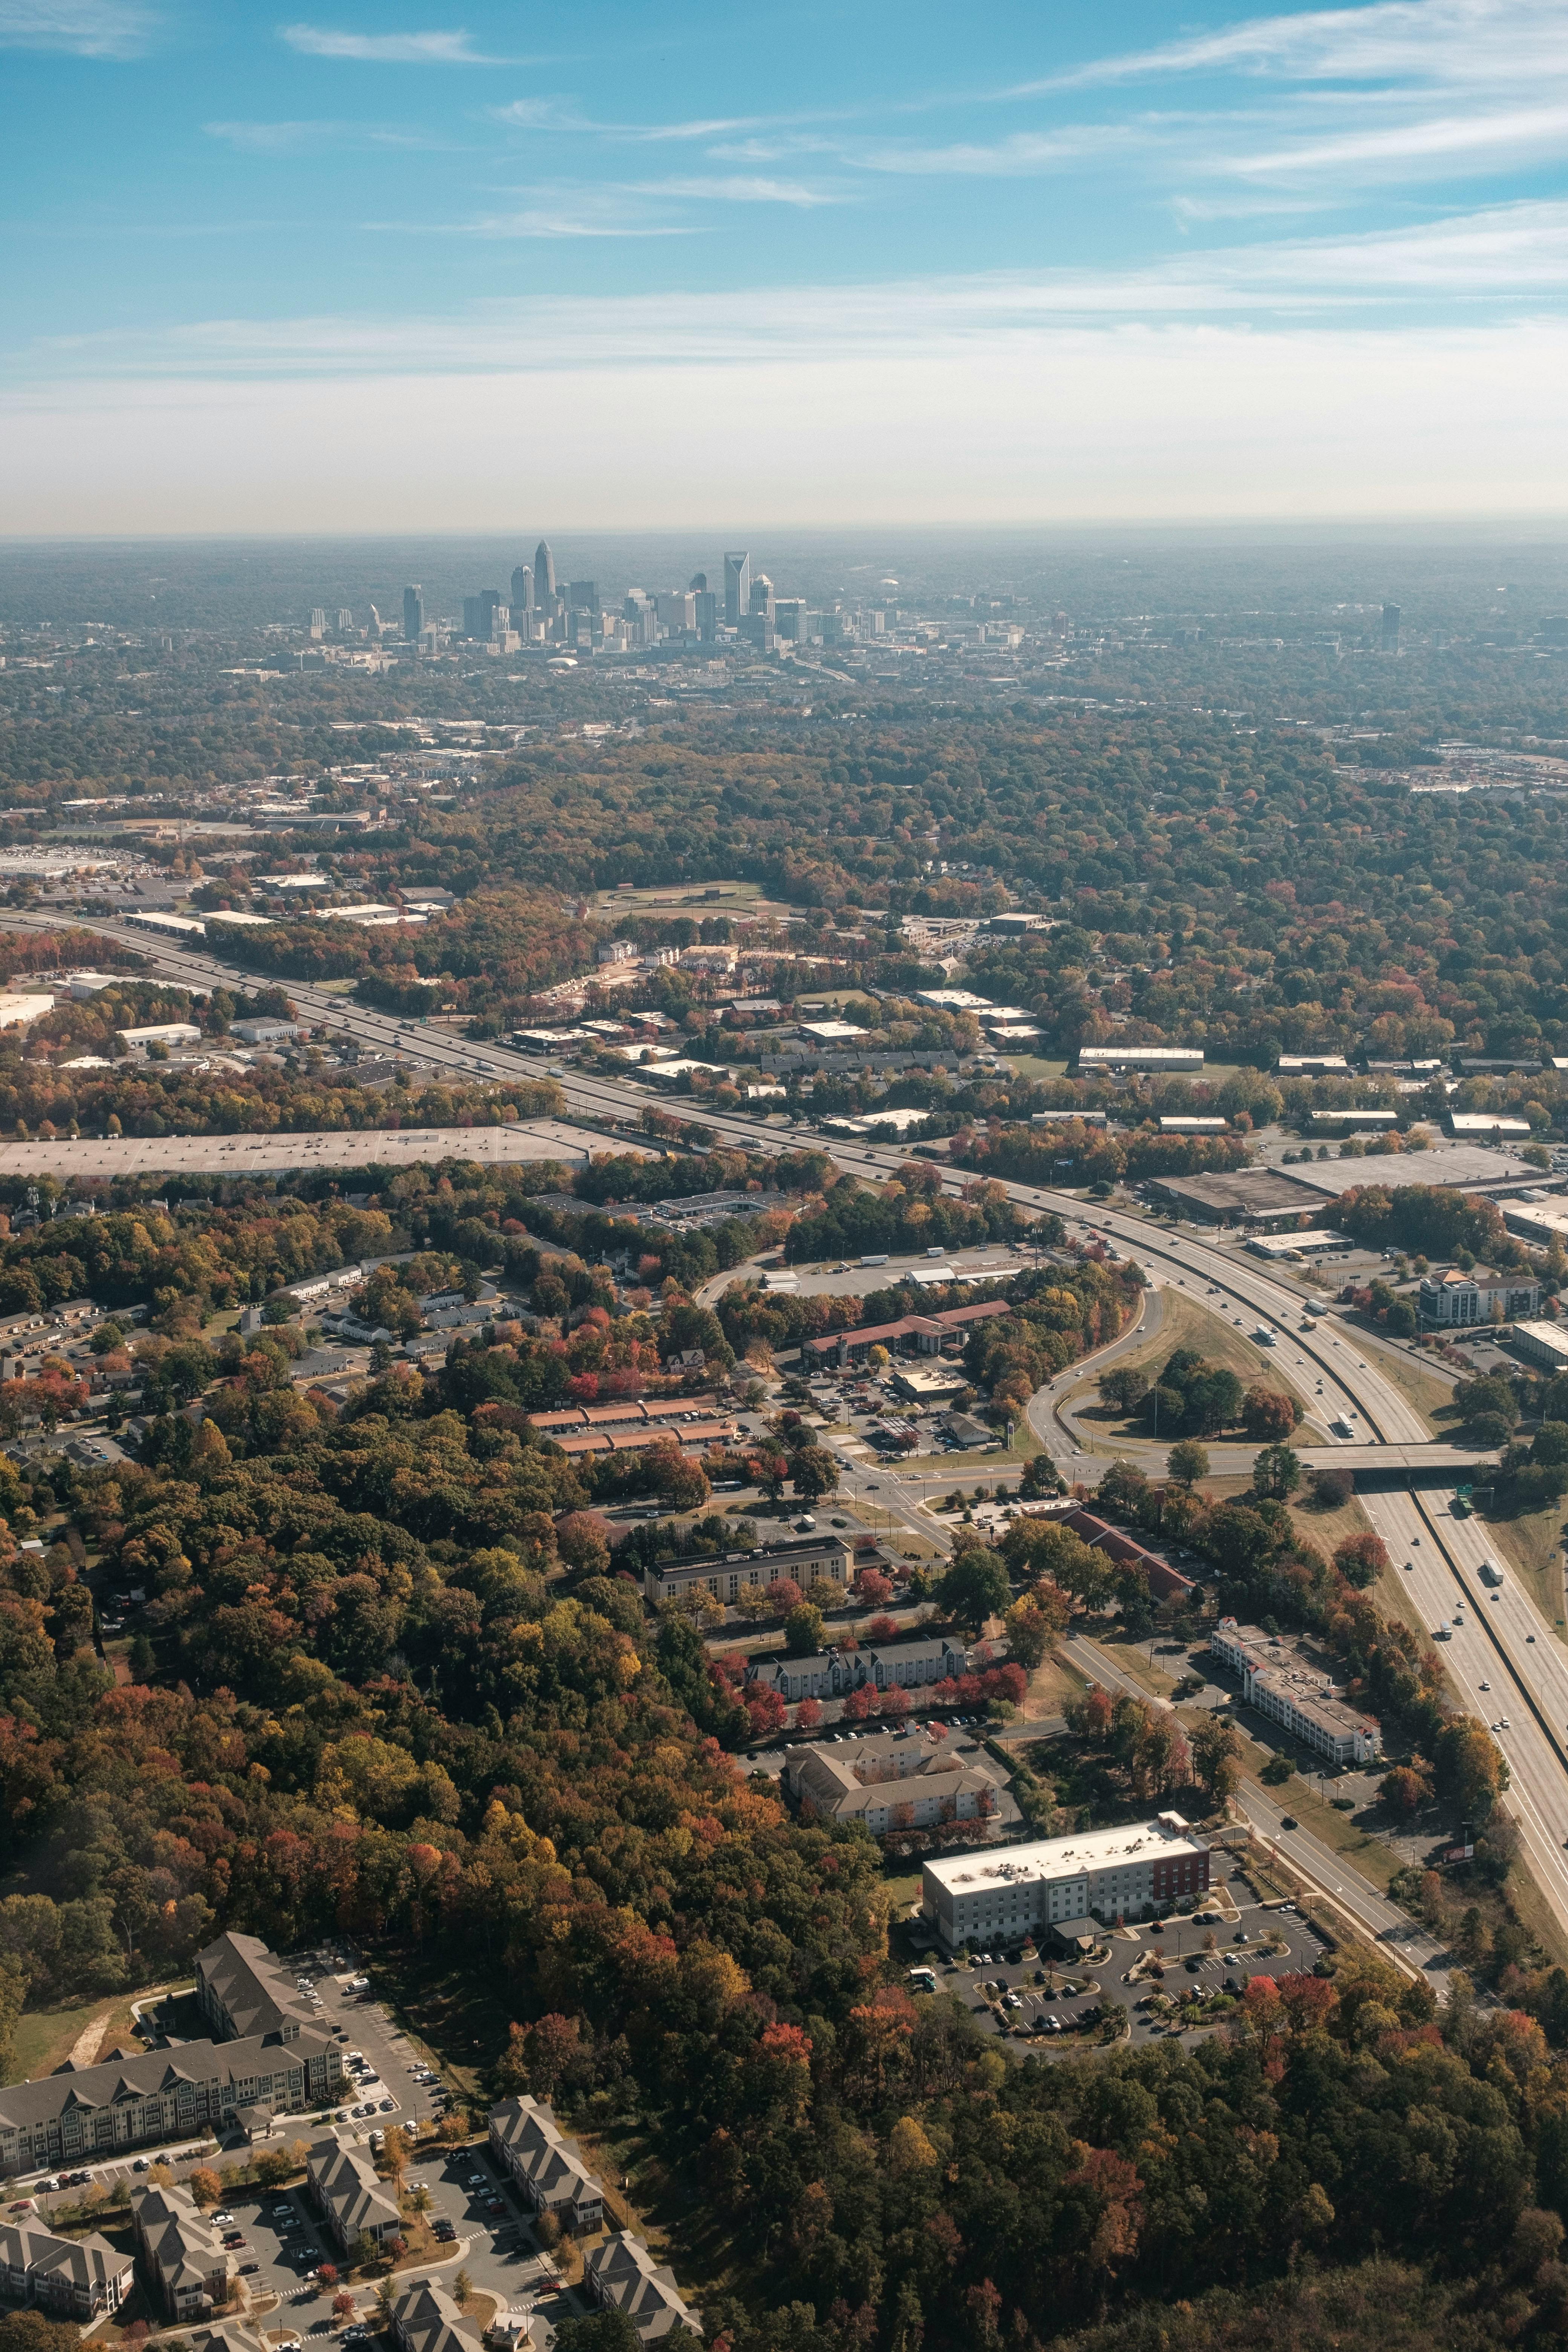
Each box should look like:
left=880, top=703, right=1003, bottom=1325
left=925, top=1891, right=1327, bottom=2057
left=1066, top=1634, right=1454, bottom=1992
left=4, top=910, right=1563, bottom=1954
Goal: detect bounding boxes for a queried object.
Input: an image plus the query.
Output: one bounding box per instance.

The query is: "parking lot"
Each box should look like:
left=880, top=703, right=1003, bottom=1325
left=927, top=1892, right=1328, bottom=2057
left=10, top=1949, right=455, bottom=2213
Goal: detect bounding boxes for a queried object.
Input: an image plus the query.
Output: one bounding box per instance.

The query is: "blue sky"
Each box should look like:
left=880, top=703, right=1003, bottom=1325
left=4, top=0, right=1567, bottom=532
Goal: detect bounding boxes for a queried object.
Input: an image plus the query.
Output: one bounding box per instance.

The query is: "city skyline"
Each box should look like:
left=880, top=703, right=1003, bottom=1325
left=3, top=0, right=1566, bottom=532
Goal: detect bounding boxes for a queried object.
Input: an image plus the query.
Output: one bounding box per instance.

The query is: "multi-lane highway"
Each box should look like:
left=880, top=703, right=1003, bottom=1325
left=13, top=910, right=1568, bottom=1943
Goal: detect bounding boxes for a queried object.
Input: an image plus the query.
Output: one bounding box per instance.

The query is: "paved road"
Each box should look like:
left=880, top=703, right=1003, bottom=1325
left=7, top=911, right=1564, bottom=1948
left=1063, top=1633, right=1453, bottom=1990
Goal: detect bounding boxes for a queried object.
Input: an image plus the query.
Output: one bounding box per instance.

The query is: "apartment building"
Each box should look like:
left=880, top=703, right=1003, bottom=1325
left=389, top=2275, right=483, bottom=2352
left=921, top=1815, right=1210, bottom=1949
left=1210, top=1619, right=1382, bottom=1765
left=0, top=2025, right=342, bottom=2177
left=585, top=2232, right=698, bottom=2342
left=640, top=1532, right=852, bottom=1608
left=488, top=2096, right=605, bottom=2233
left=195, top=1931, right=318, bottom=2045
left=750, top=1631, right=970, bottom=1707
left=0, top=2218, right=133, bottom=2318
left=132, top=2183, right=234, bottom=2320
left=785, top=1733, right=994, bottom=1835
left=308, top=2140, right=402, bottom=2253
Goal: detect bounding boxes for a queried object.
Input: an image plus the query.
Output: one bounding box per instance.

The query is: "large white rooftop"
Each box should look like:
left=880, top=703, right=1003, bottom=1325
left=924, top=1813, right=1205, bottom=1894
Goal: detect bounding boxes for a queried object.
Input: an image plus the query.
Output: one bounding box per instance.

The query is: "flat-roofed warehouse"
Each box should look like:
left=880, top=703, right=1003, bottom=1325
left=1273, top=1144, right=1544, bottom=1204
left=1143, top=1167, right=1312, bottom=1228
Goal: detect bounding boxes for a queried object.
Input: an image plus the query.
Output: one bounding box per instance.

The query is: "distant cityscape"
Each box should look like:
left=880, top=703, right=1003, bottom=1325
left=303, top=542, right=897, bottom=662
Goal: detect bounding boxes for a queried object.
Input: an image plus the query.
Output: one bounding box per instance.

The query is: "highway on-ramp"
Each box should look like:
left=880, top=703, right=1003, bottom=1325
left=10, top=910, right=1563, bottom=1945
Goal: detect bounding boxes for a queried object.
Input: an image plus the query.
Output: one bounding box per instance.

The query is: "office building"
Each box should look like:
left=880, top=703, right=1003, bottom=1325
left=1381, top=601, right=1401, bottom=652
left=723, top=550, right=750, bottom=628
left=309, top=609, right=326, bottom=636
left=335, top=609, right=353, bottom=633
left=656, top=590, right=695, bottom=635
left=403, top=586, right=424, bottom=642
left=641, top=1530, right=852, bottom=1608
left=510, top=563, right=533, bottom=615
left=694, top=589, right=717, bottom=641
left=534, top=541, right=557, bottom=604
left=461, top=590, right=504, bottom=640
left=922, top=1815, right=1211, bottom=1949
left=568, top=579, right=600, bottom=615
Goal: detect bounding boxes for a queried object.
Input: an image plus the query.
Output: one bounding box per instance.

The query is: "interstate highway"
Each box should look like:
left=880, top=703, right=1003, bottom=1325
left=11, top=910, right=1568, bottom=1940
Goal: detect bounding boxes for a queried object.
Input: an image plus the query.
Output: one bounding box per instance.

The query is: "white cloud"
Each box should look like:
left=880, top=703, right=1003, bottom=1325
left=628, top=175, right=839, bottom=207
left=1223, top=101, right=1568, bottom=180
left=0, top=0, right=151, bottom=54
left=5, top=317, right=1565, bottom=535
left=205, top=116, right=456, bottom=152
left=279, top=23, right=502, bottom=63
left=24, top=202, right=1568, bottom=385
left=1020, top=0, right=1568, bottom=96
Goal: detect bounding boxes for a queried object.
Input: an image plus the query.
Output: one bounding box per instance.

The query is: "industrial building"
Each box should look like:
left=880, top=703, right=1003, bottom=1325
left=1511, top=1321, right=1568, bottom=1372
left=1143, top=1168, right=1311, bottom=1229
left=1078, top=1045, right=1204, bottom=1073
left=920, top=1814, right=1210, bottom=1948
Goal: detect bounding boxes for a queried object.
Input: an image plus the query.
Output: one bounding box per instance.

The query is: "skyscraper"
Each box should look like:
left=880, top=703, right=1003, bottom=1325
left=335, top=608, right=353, bottom=634
left=1381, top=601, right=1401, bottom=652
left=403, top=586, right=423, bottom=642
left=534, top=541, right=556, bottom=604
left=511, top=564, right=533, bottom=615
left=309, top=608, right=326, bottom=637
left=723, top=551, right=750, bottom=629
left=749, top=573, right=775, bottom=621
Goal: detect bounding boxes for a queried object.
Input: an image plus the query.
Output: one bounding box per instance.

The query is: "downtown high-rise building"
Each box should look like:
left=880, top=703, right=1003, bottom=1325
left=534, top=541, right=557, bottom=604
left=511, top=564, right=533, bottom=615
left=403, top=585, right=423, bottom=641
left=1381, top=601, right=1401, bottom=652
left=723, top=551, right=750, bottom=628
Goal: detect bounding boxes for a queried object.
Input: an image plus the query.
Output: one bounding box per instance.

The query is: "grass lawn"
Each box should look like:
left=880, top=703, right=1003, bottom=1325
left=366, top=1946, right=513, bottom=2111
left=1481, top=1506, right=1567, bottom=1638
left=1052, top=1289, right=1315, bottom=1456
left=1023, top=1647, right=1092, bottom=1717
left=7, top=1993, right=153, bottom=2086
left=1364, top=1344, right=1453, bottom=1433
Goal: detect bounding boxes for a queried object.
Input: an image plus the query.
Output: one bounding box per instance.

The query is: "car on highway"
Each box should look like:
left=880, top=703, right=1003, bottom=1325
left=1279, top=1816, right=1299, bottom=1830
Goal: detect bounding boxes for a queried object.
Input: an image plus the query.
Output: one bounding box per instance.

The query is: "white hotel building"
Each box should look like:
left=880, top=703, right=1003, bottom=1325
left=920, top=1814, right=1210, bottom=1950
